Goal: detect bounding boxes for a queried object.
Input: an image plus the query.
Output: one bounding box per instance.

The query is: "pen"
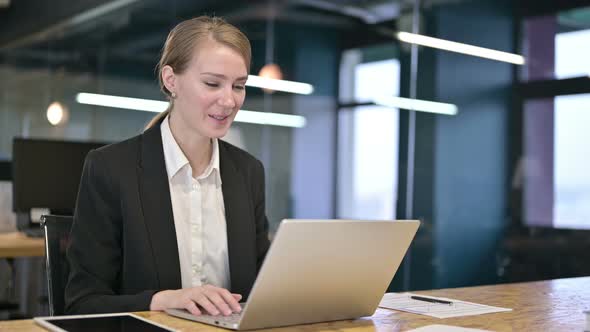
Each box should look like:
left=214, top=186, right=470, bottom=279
left=410, top=295, right=453, bottom=305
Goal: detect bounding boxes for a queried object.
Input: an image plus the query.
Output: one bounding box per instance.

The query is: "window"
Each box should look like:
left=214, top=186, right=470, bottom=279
left=553, top=94, right=590, bottom=229
left=521, top=6, right=590, bottom=81
left=338, top=50, right=400, bottom=220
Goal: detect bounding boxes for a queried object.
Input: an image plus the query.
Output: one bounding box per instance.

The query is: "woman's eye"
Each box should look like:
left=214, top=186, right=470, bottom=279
left=234, top=85, right=245, bottom=90
left=205, top=82, right=219, bottom=88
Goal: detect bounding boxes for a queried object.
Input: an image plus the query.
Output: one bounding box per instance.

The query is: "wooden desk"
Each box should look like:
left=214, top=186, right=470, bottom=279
left=0, top=232, right=44, bottom=258
left=1, top=277, right=588, bottom=331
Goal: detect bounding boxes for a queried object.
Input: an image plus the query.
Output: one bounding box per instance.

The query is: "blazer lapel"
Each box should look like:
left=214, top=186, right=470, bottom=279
left=219, top=142, right=256, bottom=296
left=137, top=124, right=182, bottom=290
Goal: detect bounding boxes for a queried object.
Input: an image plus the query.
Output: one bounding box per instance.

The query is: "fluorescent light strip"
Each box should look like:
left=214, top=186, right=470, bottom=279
left=397, top=31, right=525, bottom=65
left=373, top=96, right=458, bottom=116
left=76, top=93, right=306, bottom=128
left=76, top=93, right=168, bottom=113
left=236, top=110, right=306, bottom=128
left=246, top=75, right=314, bottom=95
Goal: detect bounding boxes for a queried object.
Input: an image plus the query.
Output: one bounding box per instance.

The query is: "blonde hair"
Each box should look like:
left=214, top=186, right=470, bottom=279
left=145, top=16, right=251, bottom=130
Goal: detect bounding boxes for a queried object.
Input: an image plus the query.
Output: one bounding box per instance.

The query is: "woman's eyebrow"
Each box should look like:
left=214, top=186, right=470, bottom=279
left=201, top=72, right=225, bottom=78
left=201, top=72, right=248, bottom=81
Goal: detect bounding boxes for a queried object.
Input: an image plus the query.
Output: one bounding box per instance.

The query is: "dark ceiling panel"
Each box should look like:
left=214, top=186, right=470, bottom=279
left=0, top=0, right=408, bottom=82
left=0, top=0, right=143, bottom=49
left=515, top=0, right=590, bottom=17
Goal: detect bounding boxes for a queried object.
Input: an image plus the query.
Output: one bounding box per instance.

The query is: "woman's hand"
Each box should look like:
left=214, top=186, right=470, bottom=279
left=150, top=285, right=242, bottom=316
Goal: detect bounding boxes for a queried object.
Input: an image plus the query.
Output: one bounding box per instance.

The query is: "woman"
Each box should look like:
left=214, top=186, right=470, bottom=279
left=65, top=16, right=270, bottom=317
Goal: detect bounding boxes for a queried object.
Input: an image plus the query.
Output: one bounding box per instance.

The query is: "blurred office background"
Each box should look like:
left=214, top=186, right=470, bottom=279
left=1, top=0, right=590, bottom=319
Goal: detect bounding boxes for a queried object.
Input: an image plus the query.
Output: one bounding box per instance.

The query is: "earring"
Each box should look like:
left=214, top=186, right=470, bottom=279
left=171, top=92, right=177, bottom=99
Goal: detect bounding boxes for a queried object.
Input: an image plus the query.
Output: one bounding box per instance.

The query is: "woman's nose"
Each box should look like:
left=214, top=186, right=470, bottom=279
left=218, top=88, right=236, bottom=108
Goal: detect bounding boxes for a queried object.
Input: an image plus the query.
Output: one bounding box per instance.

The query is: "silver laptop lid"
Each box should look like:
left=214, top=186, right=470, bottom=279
left=237, top=219, right=420, bottom=330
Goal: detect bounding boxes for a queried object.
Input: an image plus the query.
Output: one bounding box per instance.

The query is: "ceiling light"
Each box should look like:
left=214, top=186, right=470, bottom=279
left=75, top=92, right=306, bottom=128
left=46, top=101, right=69, bottom=125
left=396, top=31, right=525, bottom=65
left=373, top=96, right=458, bottom=116
left=76, top=93, right=168, bottom=112
left=246, top=75, right=314, bottom=95
left=258, top=63, right=283, bottom=94
left=259, top=63, right=283, bottom=80
left=235, top=110, right=306, bottom=128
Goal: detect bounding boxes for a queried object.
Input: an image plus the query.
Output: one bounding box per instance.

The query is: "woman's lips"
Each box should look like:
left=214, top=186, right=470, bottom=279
left=209, top=114, right=230, bottom=123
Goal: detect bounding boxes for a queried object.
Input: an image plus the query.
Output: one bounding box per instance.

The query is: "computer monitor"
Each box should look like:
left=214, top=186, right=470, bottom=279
left=0, top=159, right=11, bottom=181
left=12, top=138, right=107, bottom=219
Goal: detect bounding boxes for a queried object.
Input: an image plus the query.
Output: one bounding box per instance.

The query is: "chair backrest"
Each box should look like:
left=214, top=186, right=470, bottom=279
left=41, top=215, right=73, bottom=316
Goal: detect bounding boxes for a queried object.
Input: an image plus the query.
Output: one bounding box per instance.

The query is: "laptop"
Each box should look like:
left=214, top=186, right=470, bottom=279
left=166, top=219, right=420, bottom=330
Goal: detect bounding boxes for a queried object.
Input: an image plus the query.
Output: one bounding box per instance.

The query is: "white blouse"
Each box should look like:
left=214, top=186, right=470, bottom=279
left=160, top=116, right=230, bottom=290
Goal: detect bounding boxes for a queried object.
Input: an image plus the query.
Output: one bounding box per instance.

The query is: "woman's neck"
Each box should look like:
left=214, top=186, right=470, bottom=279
left=168, top=112, right=212, bottom=178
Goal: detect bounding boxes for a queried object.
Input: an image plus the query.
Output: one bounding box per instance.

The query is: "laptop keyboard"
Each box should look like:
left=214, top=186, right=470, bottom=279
left=207, top=312, right=243, bottom=324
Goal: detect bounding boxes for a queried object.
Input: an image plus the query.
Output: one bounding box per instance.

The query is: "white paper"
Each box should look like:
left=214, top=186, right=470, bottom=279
left=405, top=324, right=493, bottom=332
left=379, top=292, right=512, bottom=319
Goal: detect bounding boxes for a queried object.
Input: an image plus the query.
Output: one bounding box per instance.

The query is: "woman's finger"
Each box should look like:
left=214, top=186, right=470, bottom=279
left=185, top=300, right=201, bottom=316
left=206, top=290, right=233, bottom=316
left=218, top=290, right=242, bottom=313
left=193, top=292, right=220, bottom=316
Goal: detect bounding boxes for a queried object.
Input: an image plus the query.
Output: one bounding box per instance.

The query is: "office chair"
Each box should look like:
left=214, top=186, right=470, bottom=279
left=41, top=215, right=73, bottom=316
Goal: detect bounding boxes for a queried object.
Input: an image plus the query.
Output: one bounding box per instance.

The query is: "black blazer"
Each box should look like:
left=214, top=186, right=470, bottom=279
left=64, top=121, right=270, bottom=314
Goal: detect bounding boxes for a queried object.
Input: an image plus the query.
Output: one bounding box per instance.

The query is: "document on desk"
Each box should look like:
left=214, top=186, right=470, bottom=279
left=379, top=293, right=512, bottom=319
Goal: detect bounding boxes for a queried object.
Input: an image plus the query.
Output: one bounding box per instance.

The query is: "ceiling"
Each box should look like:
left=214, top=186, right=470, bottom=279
left=0, top=0, right=421, bottom=79
left=3, top=0, right=590, bottom=74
